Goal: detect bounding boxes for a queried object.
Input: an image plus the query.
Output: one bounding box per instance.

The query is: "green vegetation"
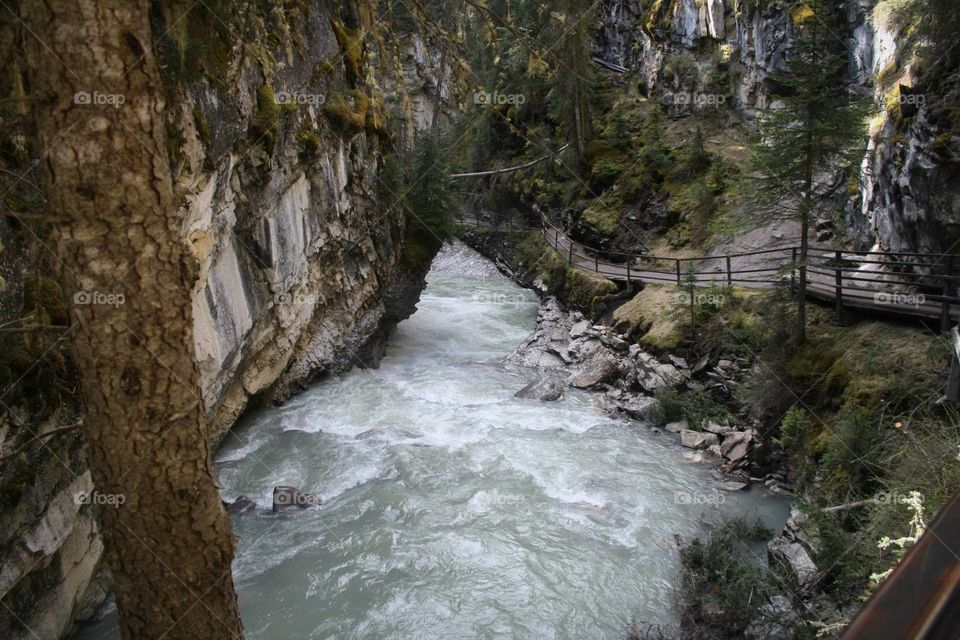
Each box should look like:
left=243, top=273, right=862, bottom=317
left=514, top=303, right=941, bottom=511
left=679, top=518, right=780, bottom=637
left=381, top=132, right=458, bottom=269
left=750, top=0, right=870, bottom=342
left=513, top=232, right=618, bottom=315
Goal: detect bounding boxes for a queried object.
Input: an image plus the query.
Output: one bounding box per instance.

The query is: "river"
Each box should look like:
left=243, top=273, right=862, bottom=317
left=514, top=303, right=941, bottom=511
left=76, top=242, right=788, bottom=639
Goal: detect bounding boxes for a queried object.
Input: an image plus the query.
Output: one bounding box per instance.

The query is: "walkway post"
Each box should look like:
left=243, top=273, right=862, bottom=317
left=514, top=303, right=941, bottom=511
left=626, top=260, right=631, bottom=285
left=675, top=259, right=681, bottom=285
left=835, top=250, right=843, bottom=320
left=791, top=247, right=797, bottom=292
left=726, top=256, right=732, bottom=287
left=941, top=254, right=954, bottom=333
left=568, top=241, right=573, bottom=265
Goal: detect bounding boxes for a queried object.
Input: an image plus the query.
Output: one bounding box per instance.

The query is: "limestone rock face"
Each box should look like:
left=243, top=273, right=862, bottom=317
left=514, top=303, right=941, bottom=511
left=0, top=4, right=456, bottom=638
left=597, top=0, right=960, bottom=256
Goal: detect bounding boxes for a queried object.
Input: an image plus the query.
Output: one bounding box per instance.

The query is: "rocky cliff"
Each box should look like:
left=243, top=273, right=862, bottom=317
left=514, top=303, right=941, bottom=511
left=0, top=1, right=459, bottom=637
left=597, top=0, right=960, bottom=255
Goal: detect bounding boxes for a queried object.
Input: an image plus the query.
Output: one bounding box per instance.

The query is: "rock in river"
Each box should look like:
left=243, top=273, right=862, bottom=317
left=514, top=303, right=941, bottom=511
left=515, top=375, right=565, bottom=401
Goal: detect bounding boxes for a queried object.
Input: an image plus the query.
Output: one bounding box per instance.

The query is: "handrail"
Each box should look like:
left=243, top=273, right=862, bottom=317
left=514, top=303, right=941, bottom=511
left=842, top=491, right=960, bottom=639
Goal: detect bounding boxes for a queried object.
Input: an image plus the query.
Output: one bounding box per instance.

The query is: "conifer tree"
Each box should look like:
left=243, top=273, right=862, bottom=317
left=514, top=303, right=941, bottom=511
left=751, top=0, right=868, bottom=343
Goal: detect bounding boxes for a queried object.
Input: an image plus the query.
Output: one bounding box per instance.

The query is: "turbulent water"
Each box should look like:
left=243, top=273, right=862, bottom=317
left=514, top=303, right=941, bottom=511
left=77, top=243, right=788, bottom=640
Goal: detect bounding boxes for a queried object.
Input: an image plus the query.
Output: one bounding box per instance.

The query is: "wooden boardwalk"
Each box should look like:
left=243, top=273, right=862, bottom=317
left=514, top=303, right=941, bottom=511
left=458, top=214, right=960, bottom=327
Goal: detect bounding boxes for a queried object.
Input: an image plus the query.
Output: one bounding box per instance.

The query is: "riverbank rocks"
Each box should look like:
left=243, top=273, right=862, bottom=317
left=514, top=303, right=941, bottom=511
left=568, top=352, right=623, bottom=389
left=616, top=396, right=661, bottom=421
left=681, top=430, right=720, bottom=450
left=515, top=375, right=565, bottom=401
left=721, top=430, right=753, bottom=463
left=272, top=486, right=322, bottom=512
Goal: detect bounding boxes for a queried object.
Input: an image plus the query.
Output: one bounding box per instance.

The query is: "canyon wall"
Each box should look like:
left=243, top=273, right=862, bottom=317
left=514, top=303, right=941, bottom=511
left=598, top=0, right=960, bottom=254
left=0, top=2, right=458, bottom=637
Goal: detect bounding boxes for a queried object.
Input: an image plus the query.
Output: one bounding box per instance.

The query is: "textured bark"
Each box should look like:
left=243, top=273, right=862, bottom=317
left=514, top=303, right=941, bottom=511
left=21, top=1, right=244, bottom=638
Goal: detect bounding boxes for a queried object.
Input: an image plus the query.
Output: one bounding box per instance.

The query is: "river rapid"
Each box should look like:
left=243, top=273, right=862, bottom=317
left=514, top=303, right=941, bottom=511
left=77, top=242, right=788, bottom=639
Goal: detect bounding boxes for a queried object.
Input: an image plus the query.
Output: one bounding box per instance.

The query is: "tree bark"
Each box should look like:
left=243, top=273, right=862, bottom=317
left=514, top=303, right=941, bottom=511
left=21, top=2, right=244, bottom=638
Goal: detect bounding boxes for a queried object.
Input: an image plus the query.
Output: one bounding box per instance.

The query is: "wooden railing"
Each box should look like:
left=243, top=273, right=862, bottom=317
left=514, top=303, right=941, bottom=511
left=456, top=211, right=960, bottom=328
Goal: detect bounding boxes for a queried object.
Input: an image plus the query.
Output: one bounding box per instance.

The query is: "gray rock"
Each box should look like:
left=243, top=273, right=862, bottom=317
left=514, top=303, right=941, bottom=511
left=570, top=319, right=591, bottom=339
left=601, top=334, right=630, bottom=351
left=720, top=431, right=753, bottom=457
left=724, top=440, right=751, bottom=463
left=717, top=481, right=748, bottom=492
left=664, top=420, right=689, bottom=433
left=515, top=375, right=565, bottom=401
left=768, top=537, right=818, bottom=589
left=225, top=496, right=257, bottom=513
left=568, top=353, right=621, bottom=389
left=680, top=430, right=720, bottom=450
left=619, top=396, right=661, bottom=421
left=704, top=421, right=732, bottom=435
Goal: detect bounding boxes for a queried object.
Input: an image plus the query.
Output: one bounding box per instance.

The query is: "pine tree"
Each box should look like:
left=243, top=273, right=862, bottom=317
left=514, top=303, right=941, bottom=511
left=751, top=0, right=868, bottom=343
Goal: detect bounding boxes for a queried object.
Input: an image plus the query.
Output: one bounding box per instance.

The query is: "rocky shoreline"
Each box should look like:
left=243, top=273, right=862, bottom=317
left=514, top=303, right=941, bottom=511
left=506, top=296, right=790, bottom=496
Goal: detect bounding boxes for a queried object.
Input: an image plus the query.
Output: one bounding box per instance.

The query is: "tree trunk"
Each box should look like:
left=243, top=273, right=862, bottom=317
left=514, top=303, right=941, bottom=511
left=21, top=2, right=244, bottom=638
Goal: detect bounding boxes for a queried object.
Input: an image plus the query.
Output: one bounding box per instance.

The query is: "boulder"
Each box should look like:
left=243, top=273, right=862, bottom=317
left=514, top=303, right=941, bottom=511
left=568, top=353, right=621, bottom=389
left=515, top=375, right=565, bottom=401
left=272, top=486, right=322, bottom=512
left=664, top=420, right=689, bottom=433
left=619, top=396, right=661, bottom=421
left=768, top=537, right=818, bottom=589
left=225, top=496, right=257, bottom=513
left=717, top=481, right=748, bottom=492
left=601, top=334, right=630, bottom=351
left=720, top=431, right=753, bottom=459
left=680, top=430, right=720, bottom=450
left=704, top=421, right=732, bottom=435
left=570, top=320, right=590, bottom=339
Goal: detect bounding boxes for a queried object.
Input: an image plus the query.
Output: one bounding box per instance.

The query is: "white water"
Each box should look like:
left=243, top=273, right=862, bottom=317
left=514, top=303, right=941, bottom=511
left=76, top=243, right=788, bottom=639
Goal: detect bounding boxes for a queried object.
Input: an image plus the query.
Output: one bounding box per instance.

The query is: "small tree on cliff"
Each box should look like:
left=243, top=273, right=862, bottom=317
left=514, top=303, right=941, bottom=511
left=750, top=0, right=867, bottom=343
